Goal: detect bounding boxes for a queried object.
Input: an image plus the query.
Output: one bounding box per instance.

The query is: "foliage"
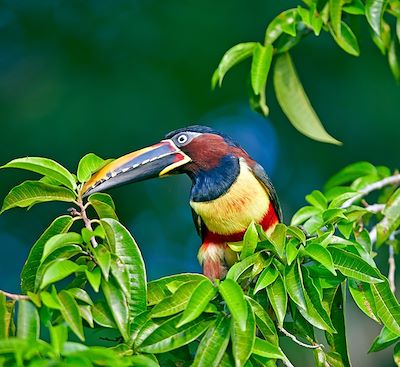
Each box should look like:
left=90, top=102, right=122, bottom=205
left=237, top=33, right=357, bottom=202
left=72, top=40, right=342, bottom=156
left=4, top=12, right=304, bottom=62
left=212, top=0, right=400, bottom=144
left=1, top=155, right=400, bottom=366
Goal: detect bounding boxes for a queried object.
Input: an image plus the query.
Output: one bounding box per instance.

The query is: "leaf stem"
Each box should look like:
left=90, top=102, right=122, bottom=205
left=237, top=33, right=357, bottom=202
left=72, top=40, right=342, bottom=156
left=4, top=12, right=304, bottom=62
left=341, top=174, right=400, bottom=208
left=389, top=245, right=396, bottom=294
left=0, top=290, right=29, bottom=300
left=278, top=325, right=324, bottom=349
left=76, top=198, right=98, bottom=248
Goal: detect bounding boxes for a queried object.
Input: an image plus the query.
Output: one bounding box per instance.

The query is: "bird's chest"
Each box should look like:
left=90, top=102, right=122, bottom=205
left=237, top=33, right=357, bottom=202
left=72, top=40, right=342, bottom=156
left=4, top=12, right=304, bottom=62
left=190, top=164, right=270, bottom=235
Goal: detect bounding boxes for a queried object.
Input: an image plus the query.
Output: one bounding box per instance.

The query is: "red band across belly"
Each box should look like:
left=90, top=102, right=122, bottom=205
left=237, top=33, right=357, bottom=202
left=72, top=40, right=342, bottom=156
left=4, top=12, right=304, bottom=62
left=203, top=203, right=279, bottom=245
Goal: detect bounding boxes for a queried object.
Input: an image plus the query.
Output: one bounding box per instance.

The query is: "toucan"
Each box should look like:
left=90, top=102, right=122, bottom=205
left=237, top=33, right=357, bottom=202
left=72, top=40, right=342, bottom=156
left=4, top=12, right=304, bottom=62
left=83, top=125, right=282, bottom=280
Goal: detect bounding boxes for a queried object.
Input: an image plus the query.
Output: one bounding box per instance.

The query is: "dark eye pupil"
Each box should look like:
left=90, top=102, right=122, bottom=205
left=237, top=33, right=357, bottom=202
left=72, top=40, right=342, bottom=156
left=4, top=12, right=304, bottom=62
left=178, top=135, right=187, bottom=143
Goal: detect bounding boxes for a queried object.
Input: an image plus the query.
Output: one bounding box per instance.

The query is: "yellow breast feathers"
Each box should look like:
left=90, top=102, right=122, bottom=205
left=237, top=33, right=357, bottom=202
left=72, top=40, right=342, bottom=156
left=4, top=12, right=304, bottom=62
left=190, top=159, right=270, bottom=235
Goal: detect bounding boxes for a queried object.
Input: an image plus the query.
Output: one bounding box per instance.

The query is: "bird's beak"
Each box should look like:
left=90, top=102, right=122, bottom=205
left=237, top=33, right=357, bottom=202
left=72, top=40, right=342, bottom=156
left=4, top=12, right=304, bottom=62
left=82, top=139, right=191, bottom=197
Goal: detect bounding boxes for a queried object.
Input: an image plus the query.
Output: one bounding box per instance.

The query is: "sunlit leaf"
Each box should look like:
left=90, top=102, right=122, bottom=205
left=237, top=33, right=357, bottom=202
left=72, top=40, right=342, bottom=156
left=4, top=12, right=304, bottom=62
left=348, top=279, right=380, bottom=322
left=325, top=162, right=377, bottom=190
left=1, top=181, right=76, bottom=214
left=77, top=153, right=112, bottom=183
left=92, top=300, right=117, bottom=328
left=284, top=261, right=306, bottom=310
left=291, top=206, right=321, bottom=226
left=67, top=288, right=93, bottom=306
left=41, top=232, right=82, bottom=263
left=89, top=193, right=118, bottom=220
left=265, top=9, right=298, bottom=43
left=1, top=157, right=76, bottom=190
left=305, top=243, right=336, bottom=275
left=329, top=0, right=344, bottom=36
left=365, top=0, right=389, bottom=36
left=266, top=273, right=287, bottom=327
left=252, top=337, right=285, bottom=360
left=40, top=259, right=81, bottom=289
left=273, top=52, right=341, bottom=144
left=254, top=262, right=278, bottom=294
left=226, top=252, right=261, bottom=281
left=369, top=326, right=399, bottom=352
left=240, top=221, right=259, bottom=260
left=85, top=267, right=102, bottom=293
left=329, top=21, right=360, bottom=56
left=251, top=43, right=273, bottom=95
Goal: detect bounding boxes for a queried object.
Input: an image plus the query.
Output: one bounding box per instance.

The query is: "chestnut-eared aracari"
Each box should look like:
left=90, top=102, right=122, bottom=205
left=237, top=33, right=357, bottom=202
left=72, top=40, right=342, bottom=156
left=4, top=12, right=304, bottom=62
left=83, top=126, right=282, bottom=280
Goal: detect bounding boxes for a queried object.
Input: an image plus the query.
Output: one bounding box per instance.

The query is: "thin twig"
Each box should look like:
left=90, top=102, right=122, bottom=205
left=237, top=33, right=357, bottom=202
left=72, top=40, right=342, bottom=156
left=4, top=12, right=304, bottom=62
left=75, top=199, right=98, bottom=248
left=282, top=358, right=295, bottom=367
left=341, top=173, right=400, bottom=208
left=388, top=245, right=396, bottom=293
left=0, top=290, right=29, bottom=300
left=364, top=204, right=385, bottom=213
left=278, top=326, right=324, bottom=349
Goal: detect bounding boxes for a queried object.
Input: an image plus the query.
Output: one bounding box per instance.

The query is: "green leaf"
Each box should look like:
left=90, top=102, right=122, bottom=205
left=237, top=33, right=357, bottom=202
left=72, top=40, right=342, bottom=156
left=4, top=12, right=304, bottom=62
left=147, top=273, right=206, bottom=306
left=0, top=295, right=14, bottom=338
left=254, top=262, right=278, bottom=294
left=371, top=279, right=400, bottom=335
left=41, top=232, right=82, bottom=263
left=377, top=188, right=400, bottom=246
left=328, top=247, right=383, bottom=283
left=150, top=281, right=199, bottom=318
left=330, top=0, right=344, bottom=36
left=305, top=243, right=336, bottom=275
left=266, top=273, right=287, bottom=327
left=343, top=0, right=365, bottom=14
left=93, top=245, right=111, bottom=280
left=102, top=277, right=129, bottom=341
left=370, top=326, right=399, bottom=352
left=219, top=278, right=248, bottom=331
left=265, top=9, right=298, bottom=43
left=1, top=181, right=76, bottom=214
left=273, top=52, right=341, bottom=145
left=226, top=252, right=261, bottom=281
left=269, top=224, right=287, bottom=259
left=77, top=153, right=112, bottom=183
left=329, top=21, right=360, bottom=56
left=192, top=315, right=230, bottom=367
left=365, top=0, right=389, bottom=36
left=21, top=216, right=73, bottom=293
left=348, top=279, right=380, bottom=322
left=67, top=288, right=93, bottom=305
left=252, top=337, right=285, bottom=360
left=57, top=290, right=84, bottom=341
left=40, top=291, right=61, bottom=310
left=92, top=300, right=117, bottom=328
left=49, top=323, right=68, bottom=356
left=88, top=193, right=118, bottom=220
left=325, top=162, right=377, bottom=190
left=286, top=239, right=299, bottom=265
left=85, top=267, right=102, bottom=293
left=177, top=279, right=217, bottom=327
left=213, top=42, right=257, bottom=88
left=306, top=190, right=328, bottom=209
left=287, top=226, right=306, bottom=245
left=251, top=43, right=273, bottom=95
left=138, top=315, right=212, bottom=353
left=291, top=206, right=321, bottom=226
left=1, top=157, right=76, bottom=190
left=16, top=301, right=39, bottom=341
left=284, top=261, right=307, bottom=310
left=231, top=301, right=256, bottom=367
left=240, top=222, right=259, bottom=260
left=79, top=305, right=94, bottom=328
left=101, top=218, right=147, bottom=321
left=40, top=259, right=81, bottom=289
left=300, top=267, right=336, bottom=333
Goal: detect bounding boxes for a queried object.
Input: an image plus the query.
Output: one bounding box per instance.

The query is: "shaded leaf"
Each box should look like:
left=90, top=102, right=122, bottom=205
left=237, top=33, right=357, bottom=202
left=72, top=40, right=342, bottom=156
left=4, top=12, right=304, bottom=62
left=370, top=326, right=399, bottom=352
left=254, top=262, right=278, bottom=294
left=269, top=224, right=287, bottom=259
left=92, top=300, right=117, bottom=328
left=85, top=267, right=102, bottom=293
left=377, top=188, right=400, bottom=246
left=226, top=252, right=261, bottom=281
left=41, top=232, right=82, bottom=263
left=348, top=279, right=380, bottom=322
left=325, top=162, right=377, bottom=190
left=284, top=261, right=307, bottom=310
left=77, top=153, right=112, bottom=183
left=273, top=52, right=341, bottom=144
left=16, top=301, right=39, bottom=341
left=57, top=290, right=84, bottom=341
left=266, top=273, right=287, bottom=327
left=305, top=243, right=336, bottom=275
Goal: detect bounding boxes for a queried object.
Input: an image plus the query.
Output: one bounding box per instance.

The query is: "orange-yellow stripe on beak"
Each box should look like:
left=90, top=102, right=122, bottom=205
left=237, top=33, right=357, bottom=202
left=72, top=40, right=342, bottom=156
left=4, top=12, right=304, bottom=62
left=82, top=139, right=191, bottom=197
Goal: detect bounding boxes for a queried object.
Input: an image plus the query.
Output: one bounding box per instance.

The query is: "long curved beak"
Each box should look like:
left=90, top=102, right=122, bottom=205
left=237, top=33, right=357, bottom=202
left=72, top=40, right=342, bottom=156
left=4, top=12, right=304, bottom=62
left=82, top=139, right=191, bottom=197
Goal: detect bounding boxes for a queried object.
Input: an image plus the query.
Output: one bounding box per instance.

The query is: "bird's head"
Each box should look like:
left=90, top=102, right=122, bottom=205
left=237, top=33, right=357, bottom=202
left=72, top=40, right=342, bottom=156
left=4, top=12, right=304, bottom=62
left=82, top=125, right=247, bottom=197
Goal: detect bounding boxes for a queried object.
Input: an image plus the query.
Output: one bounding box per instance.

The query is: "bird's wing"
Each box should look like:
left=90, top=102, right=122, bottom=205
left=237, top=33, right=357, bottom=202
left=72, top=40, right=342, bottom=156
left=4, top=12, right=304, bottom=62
left=252, top=163, right=283, bottom=222
left=191, top=208, right=207, bottom=241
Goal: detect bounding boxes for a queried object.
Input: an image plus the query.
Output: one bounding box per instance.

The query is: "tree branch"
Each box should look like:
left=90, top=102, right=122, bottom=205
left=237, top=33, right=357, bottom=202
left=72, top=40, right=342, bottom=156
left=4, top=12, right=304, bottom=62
left=342, top=173, right=400, bottom=209
left=278, top=326, right=324, bottom=349
left=388, top=245, right=396, bottom=293
left=0, top=290, right=29, bottom=300
left=75, top=199, right=98, bottom=248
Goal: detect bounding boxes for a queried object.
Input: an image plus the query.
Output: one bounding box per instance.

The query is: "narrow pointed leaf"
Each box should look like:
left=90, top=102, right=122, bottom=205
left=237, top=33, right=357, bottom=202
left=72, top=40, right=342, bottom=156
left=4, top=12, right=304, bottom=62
left=1, top=181, right=76, bottom=214
left=16, top=301, right=39, bottom=341
left=329, top=0, right=344, bottom=36
left=291, top=206, right=321, bottom=226
left=305, top=244, right=336, bottom=275
left=269, top=224, right=287, bottom=258
left=284, top=261, right=307, bottom=310
left=192, top=315, right=231, bottom=367
left=40, top=259, right=81, bottom=289
left=273, top=52, right=341, bottom=145
left=251, top=43, right=273, bottom=95
left=254, top=263, right=278, bottom=294
left=101, top=218, right=147, bottom=320
left=365, top=0, right=389, bottom=36
left=57, top=290, right=84, bottom=341
left=348, top=279, right=380, bottom=322
left=266, top=274, right=287, bottom=327
left=240, top=221, right=259, bottom=260
left=226, top=252, right=261, bottom=281
left=328, top=247, right=382, bottom=283
left=177, top=279, right=217, bottom=327
left=21, top=215, right=73, bottom=293
left=252, top=337, right=285, bottom=359
left=369, top=326, right=399, bottom=352
left=92, top=300, right=117, bottom=328
left=86, top=267, right=102, bottom=293
left=330, top=21, right=360, bottom=56
left=77, top=153, right=112, bottom=183
left=1, top=157, right=76, bottom=190
left=219, top=278, right=248, bottom=331
left=377, top=188, right=400, bottom=246
left=41, top=232, right=82, bottom=263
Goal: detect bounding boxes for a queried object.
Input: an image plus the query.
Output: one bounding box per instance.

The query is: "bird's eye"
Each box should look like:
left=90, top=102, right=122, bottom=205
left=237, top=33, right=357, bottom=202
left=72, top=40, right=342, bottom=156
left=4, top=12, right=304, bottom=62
left=176, top=134, right=188, bottom=145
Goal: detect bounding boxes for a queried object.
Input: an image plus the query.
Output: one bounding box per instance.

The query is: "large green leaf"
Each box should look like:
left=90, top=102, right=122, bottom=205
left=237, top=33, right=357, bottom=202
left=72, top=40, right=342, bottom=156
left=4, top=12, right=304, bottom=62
left=1, top=157, right=76, bottom=190
left=226, top=253, right=261, bottom=281
left=1, top=181, right=76, bottom=214
left=231, top=301, right=256, bottom=367
left=88, top=193, right=118, bottom=220
left=21, top=215, right=73, bottom=293
left=376, top=188, right=400, bottom=246
left=77, top=153, right=112, bottom=183
left=269, top=224, right=287, bottom=259
left=41, top=232, right=82, bottom=263
left=177, top=279, right=217, bottom=327
left=252, top=337, right=285, bottom=360
left=57, top=290, right=84, bottom=341
left=369, top=326, right=400, bottom=352
left=284, top=261, right=307, bottom=310
left=138, top=314, right=212, bottom=353
left=348, top=279, right=380, bottom=322
left=192, top=315, right=231, bottom=367
left=328, top=247, right=382, bottom=283
left=150, top=281, right=199, bottom=318
left=147, top=273, right=206, bottom=306
left=240, top=221, right=259, bottom=260
left=365, top=0, right=389, bottom=36
left=371, top=279, right=400, bottom=335
left=305, top=243, right=336, bottom=275
left=40, top=259, right=81, bottom=289
left=291, top=206, right=322, bottom=226
left=254, top=262, right=278, bottom=294
left=273, top=52, right=341, bottom=145
left=250, top=43, right=273, bottom=95
left=329, top=0, right=344, bottom=36
left=266, top=273, right=287, bottom=327
left=219, top=279, right=248, bottom=332
left=102, top=277, right=129, bottom=341
left=212, top=42, right=257, bottom=87
left=92, top=300, right=117, bottom=328
left=101, top=218, right=147, bottom=321
left=329, top=21, right=360, bottom=56
left=16, top=301, right=39, bottom=341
